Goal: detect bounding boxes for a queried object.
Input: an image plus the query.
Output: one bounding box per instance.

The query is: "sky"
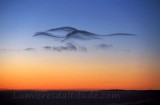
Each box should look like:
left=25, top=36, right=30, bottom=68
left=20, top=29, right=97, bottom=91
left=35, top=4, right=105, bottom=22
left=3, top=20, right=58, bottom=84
left=0, top=0, right=160, bottom=90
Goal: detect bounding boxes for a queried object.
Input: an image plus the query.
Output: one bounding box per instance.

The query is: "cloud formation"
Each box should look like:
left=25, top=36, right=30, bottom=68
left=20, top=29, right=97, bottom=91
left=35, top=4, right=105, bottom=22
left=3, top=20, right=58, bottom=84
left=42, top=43, right=87, bottom=52
left=53, top=43, right=77, bottom=52
left=33, top=26, right=136, bottom=42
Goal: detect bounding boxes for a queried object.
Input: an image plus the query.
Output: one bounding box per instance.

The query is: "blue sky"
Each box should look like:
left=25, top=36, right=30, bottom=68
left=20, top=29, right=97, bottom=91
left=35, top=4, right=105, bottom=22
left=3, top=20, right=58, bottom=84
left=0, top=0, right=160, bottom=90
left=0, top=0, right=160, bottom=53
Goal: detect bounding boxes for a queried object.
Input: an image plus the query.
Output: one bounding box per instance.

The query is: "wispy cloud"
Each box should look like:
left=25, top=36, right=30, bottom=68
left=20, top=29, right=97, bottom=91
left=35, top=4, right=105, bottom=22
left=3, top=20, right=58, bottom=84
left=96, top=44, right=113, bottom=50
left=33, top=26, right=136, bottom=52
left=33, top=26, right=136, bottom=42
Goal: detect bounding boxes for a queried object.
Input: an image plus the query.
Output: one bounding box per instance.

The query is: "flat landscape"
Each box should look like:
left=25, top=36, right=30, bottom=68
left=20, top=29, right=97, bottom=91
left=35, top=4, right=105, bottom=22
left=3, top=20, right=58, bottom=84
left=0, top=90, right=160, bottom=105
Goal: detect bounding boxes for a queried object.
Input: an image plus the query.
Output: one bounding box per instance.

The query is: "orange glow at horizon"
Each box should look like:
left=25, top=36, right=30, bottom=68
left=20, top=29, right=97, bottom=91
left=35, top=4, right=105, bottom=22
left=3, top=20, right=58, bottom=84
left=0, top=51, right=160, bottom=90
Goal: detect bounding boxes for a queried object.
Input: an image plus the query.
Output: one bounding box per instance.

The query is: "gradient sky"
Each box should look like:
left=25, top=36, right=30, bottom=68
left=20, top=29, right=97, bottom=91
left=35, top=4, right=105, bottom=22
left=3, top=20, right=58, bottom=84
left=0, top=0, right=160, bottom=90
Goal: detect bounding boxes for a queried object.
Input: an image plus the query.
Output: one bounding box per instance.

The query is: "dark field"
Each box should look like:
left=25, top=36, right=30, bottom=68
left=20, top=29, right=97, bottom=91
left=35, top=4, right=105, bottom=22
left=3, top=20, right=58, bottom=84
left=0, top=90, right=160, bottom=105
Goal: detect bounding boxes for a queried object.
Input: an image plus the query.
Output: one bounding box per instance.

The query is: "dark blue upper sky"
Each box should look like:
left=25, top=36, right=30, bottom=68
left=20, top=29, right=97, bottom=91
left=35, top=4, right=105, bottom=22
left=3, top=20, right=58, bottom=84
left=0, top=0, right=160, bottom=53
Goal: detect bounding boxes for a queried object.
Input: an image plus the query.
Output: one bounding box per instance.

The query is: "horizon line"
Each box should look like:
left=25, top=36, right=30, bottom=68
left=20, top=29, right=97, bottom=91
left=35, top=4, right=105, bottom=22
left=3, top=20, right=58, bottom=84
left=0, top=88, right=158, bottom=91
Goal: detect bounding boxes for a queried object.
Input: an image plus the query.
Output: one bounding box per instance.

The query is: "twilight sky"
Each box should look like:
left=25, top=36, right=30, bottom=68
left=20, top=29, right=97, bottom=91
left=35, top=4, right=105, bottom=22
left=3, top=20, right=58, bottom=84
left=0, top=0, right=160, bottom=90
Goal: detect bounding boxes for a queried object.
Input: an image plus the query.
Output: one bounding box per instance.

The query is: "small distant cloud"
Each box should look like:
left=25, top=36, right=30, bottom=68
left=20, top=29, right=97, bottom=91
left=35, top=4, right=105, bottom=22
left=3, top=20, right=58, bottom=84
left=96, top=44, right=113, bottom=50
left=24, top=48, right=35, bottom=51
left=42, top=43, right=87, bottom=52
left=66, top=43, right=77, bottom=50
left=53, top=43, right=77, bottom=52
left=79, top=46, right=87, bottom=52
left=42, top=46, right=52, bottom=50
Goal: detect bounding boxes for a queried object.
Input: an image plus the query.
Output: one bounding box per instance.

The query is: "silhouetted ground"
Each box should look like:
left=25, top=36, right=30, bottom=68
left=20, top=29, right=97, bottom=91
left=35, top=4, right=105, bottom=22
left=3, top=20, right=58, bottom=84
left=0, top=90, right=160, bottom=105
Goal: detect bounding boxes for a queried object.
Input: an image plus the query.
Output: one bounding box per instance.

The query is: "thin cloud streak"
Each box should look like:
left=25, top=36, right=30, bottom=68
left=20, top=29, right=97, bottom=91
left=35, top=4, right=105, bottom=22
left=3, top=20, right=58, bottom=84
left=24, top=48, right=36, bottom=51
